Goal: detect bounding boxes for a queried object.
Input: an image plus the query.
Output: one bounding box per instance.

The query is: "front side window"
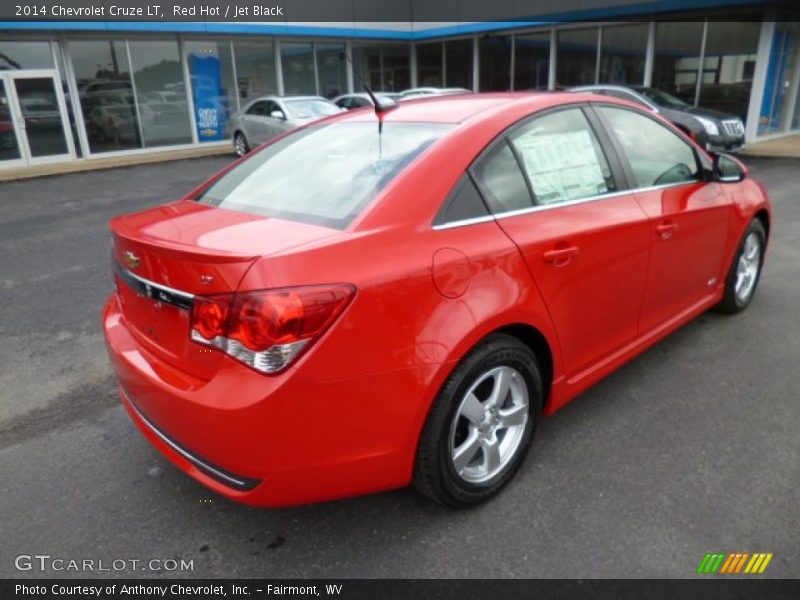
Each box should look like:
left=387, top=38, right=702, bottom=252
left=198, top=122, right=453, bottom=229
left=508, top=108, right=617, bottom=205
left=598, top=106, right=701, bottom=187
left=264, top=100, right=281, bottom=117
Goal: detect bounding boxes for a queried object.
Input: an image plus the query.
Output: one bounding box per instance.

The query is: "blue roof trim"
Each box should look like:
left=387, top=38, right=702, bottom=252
left=0, top=0, right=764, bottom=40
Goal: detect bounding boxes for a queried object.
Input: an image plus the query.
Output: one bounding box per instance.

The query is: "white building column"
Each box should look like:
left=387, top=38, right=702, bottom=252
left=745, top=20, right=776, bottom=143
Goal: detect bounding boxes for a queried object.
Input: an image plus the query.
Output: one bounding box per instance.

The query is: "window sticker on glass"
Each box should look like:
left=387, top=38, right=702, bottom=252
left=512, top=129, right=609, bottom=204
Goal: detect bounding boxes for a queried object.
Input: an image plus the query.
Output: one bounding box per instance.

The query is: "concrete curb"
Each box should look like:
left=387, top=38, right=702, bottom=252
left=0, top=145, right=233, bottom=182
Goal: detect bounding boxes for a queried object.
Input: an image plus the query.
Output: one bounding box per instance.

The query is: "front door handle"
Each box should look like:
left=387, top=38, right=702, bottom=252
left=655, top=221, right=678, bottom=239
left=543, top=245, right=579, bottom=265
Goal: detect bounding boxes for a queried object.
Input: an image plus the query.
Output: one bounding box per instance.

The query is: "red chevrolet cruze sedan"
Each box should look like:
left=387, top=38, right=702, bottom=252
left=103, top=93, right=771, bottom=507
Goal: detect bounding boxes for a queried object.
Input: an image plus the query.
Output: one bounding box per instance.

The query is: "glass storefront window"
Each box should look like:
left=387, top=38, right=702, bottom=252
left=479, top=35, right=511, bottom=91
left=445, top=39, right=474, bottom=89
left=699, top=21, right=760, bottom=121
left=69, top=40, right=140, bottom=153
left=316, top=43, right=347, bottom=98
left=352, top=44, right=381, bottom=90
left=233, top=41, right=277, bottom=103
left=128, top=40, right=192, bottom=148
left=514, top=31, right=550, bottom=90
left=352, top=44, right=410, bottom=92
left=557, top=28, right=599, bottom=87
left=185, top=40, right=235, bottom=142
left=760, top=21, right=799, bottom=134
left=281, top=42, right=316, bottom=95
left=53, top=41, right=82, bottom=157
left=652, top=21, right=704, bottom=103
left=381, top=44, right=410, bottom=91
left=417, top=42, right=443, bottom=87
left=0, top=41, right=54, bottom=70
left=599, top=24, right=648, bottom=85
left=0, top=80, right=22, bottom=162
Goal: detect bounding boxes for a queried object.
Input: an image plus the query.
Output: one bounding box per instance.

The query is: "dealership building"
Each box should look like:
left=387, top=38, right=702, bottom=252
left=0, top=0, right=798, bottom=169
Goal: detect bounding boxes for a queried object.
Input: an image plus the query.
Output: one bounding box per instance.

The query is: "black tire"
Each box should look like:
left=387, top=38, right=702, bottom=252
left=413, top=332, right=543, bottom=507
left=233, top=131, right=250, bottom=157
left=716, top=218, right=766, bottom=314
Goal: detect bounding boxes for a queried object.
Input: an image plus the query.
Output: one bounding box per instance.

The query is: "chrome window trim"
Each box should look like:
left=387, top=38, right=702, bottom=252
left=433, top=180, right=701, bottom=231
left=433, top=214, right=496, bottom=230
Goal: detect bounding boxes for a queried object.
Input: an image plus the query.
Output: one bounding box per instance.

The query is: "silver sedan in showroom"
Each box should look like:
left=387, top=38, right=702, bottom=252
left=231, top=95, right=342, bottom=156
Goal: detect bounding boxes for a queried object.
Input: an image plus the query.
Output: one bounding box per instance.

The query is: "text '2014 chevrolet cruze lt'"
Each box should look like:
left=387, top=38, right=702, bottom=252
left=103, top=93, right=771, bottom=507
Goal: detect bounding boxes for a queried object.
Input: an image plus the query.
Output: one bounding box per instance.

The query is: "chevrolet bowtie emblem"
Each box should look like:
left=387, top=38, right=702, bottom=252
left=123, top=251, right=140, bottom=269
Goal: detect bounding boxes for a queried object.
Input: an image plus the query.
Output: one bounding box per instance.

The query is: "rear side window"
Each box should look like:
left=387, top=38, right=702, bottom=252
left=434, top=174, right=490, bottom=226
left=197, top=122, right=454, bottom=229
left=472, top=143, right=533, bottom=213
left=508, top=108, right=617, bottom=205
left=598, top=106, right=701, bottom=187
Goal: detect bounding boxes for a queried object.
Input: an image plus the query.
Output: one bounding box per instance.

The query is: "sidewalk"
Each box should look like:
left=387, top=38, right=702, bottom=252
left=741, top=133, right=800, bottom=158
left=0, top=145, right=232, bottom=182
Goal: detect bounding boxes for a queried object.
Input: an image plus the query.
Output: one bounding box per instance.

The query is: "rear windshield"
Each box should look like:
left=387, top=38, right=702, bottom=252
left=284, top=99, right=341, bottom=119
left=197, top=122, right=454, bottom=229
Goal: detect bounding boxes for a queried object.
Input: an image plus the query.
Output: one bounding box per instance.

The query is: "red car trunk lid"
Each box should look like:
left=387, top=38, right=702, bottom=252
left=109, top=200, right=336, bottom=380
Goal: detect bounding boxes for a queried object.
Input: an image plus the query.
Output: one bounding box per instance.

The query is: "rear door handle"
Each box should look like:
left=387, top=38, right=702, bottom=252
left=655, top=222, right=678, bottom=239
left=543, top=246, right=579, bottom=265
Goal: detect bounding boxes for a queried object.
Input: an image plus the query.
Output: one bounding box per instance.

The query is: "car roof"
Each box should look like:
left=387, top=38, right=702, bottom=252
left=247, top=95, right=330, bottom=103
left=333, top=92, right=395, bottom=100
left=572, top=84, right=637, bottom=93
left=336, top=92, right=568, bottom=124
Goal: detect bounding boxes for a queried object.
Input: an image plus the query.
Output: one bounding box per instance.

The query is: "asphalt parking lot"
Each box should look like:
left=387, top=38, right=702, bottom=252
left=0, top=155, right=798, bottom=579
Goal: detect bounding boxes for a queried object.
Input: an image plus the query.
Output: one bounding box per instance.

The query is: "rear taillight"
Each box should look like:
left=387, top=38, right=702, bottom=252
left=190, top=285, right=354, bottom=374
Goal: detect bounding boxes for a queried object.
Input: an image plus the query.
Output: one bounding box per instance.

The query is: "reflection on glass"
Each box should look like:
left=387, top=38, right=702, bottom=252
left=417, top=43, right=443, bottom=87
left=760, top=21, right=799, bottom=133
left=599, top=24, right=648, bottom=84
left=352, top=44, right=410, bottom=91
left=0, top=41, right=54, bottom=70
left=479, top=36, right=511, bottom=91
left=129, top=40, right=192, bottom=147
left=70, top=40, right=140, bottom=153
left=652, top=22, right=704, bottom=102
left=699, top=21, right=760, bottom=120
left=316, top=43, right=346, bottom=98
left=185, top=40, right=236, bottom=142
left=352, top=44, right=382, bottom=90
left=514, top=32, right=550, bottom=90
left=13, top=77, right=68, bottom=157
left=445, top=39, right=473, bottom=89
left=557, top=28, right=599, bottom=87
left=233, top=41, right=277, bottom=103
left=54, top=41, right=82, bottom=158
left=0, top=80, right=21, bottom=161
left=281, top=42, right=316, bottom=95
left=381, top=44, right=410, bottom=91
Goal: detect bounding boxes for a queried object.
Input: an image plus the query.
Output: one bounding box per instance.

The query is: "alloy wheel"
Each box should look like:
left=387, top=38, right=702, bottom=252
left=234, top=133, right=247, bottom=157
left=449, top=366, right=529, bottom=484
left=735, top=231, right=761, bottom=305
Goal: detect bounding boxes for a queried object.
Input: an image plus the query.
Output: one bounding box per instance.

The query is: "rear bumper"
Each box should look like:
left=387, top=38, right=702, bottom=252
left=103, top=294, right=438, bottom=507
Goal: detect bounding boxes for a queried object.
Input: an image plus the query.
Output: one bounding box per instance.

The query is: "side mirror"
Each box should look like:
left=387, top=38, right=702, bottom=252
left=270, top=110, right=286, bottom=120
left=715, top=153, right=746, bottom=183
